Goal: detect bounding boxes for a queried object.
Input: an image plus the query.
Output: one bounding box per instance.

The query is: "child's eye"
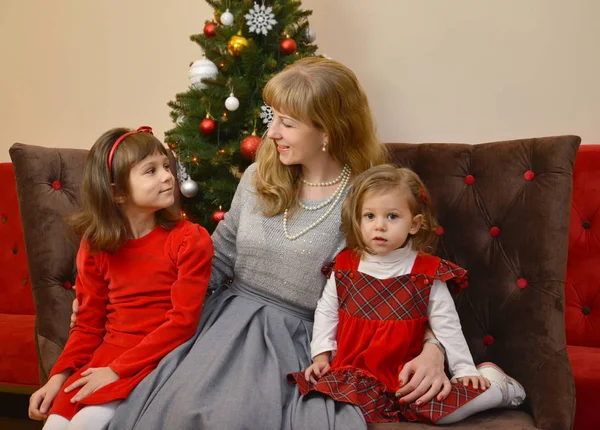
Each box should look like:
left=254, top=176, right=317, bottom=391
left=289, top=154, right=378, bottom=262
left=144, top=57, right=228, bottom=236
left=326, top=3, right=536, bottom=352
left=164, top=164, right=170, bottom=170
left=146, top=168, right=155, bottom=174
left=364, top=213, right=374, bottom=220
left=387, top=213, right=399, bottom=220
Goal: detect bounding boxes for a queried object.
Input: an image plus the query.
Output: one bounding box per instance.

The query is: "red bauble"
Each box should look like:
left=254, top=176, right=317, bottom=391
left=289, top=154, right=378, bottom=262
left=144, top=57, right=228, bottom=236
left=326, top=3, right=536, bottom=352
left=167, top=143, right=176, bottom=150
left=200, top=118, right=216, bottom=135
left=204, top=22, right=217, bottom=38
left=280, top=38, right=297, bottom=55
left=240, top=135, right=262, bottom=160
left=211, top=208, right=226, bottom=225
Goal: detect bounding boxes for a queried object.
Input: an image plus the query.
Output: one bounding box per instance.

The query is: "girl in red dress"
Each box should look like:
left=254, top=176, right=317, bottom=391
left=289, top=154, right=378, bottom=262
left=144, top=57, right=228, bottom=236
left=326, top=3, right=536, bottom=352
left=289, top=164, right=525, bottom=424
left=28, top=127, right=213, bottom=430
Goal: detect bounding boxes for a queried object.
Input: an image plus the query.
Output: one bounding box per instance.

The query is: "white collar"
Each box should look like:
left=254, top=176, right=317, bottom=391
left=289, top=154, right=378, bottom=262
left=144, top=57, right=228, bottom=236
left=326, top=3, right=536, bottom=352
left=362, top=243, right=416, bottom=264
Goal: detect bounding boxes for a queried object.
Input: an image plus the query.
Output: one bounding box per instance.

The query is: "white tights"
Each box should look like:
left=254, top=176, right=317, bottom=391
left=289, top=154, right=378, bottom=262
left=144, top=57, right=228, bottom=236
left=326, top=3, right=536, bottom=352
left=42, top=401, right=121, bottom=430
left=437, top=382, right=504, bottom=424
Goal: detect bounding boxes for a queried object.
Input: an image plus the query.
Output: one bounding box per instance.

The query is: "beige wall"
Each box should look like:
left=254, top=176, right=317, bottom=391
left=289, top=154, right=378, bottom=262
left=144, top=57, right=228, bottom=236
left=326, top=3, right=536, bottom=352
left=1, top=0, right=598, bottom=162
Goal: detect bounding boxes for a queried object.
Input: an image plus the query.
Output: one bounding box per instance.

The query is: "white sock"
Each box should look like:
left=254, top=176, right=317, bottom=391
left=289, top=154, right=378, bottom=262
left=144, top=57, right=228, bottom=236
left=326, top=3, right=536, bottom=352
left=436, top=383, right=504, bottom=424
left=66, top=401, right=121, bottom=430
left=42, top=414, right=70, bottom=430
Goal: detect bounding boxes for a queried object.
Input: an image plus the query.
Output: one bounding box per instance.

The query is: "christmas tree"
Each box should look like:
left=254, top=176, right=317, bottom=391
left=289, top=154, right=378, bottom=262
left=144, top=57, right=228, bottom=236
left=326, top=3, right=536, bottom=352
left=166, top=0, right=318, bottom=231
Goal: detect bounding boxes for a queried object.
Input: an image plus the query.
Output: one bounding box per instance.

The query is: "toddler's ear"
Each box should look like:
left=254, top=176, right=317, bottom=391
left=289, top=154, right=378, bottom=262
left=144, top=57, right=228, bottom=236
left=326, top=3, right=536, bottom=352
left=410, top=214, right=423, bottom=234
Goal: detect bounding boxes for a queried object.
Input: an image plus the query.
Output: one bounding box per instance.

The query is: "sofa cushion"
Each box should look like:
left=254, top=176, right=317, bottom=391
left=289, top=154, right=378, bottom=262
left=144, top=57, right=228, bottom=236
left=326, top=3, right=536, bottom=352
left=0, top=314, right=38, bottom=387
left=386, top=136, right=580, bottom=430
left=369, top=410, right=535, bottom=429
left=566, top=144, right=600, bottom=348
left=568, top=344, right=600, bottom=430
left=0, top=163, right=35, bottom=316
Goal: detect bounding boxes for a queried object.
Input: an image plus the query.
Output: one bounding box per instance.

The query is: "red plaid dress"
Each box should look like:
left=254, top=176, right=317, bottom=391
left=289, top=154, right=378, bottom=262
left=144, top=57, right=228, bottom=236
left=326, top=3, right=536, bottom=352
left=288, top=249, right=484, bottom=424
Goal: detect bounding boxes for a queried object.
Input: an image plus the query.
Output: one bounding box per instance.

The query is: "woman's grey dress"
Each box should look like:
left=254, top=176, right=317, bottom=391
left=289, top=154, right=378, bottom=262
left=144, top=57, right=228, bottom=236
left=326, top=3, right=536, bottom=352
left=108, top=164, right=366, bottom=430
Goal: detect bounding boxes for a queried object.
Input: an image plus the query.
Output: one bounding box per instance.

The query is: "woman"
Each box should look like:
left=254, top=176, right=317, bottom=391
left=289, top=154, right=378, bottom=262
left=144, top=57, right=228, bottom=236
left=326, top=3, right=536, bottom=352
left=72, top=57, right=450, bottom=429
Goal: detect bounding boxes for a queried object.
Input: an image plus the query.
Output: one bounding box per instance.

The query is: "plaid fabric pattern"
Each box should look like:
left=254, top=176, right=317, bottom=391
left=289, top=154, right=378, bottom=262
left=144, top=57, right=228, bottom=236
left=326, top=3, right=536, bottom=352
left=288, top=369, right=483, bottom=424
left=435, top=259, right=468, bottom=296
left=336, top=271, right=431, bottom=321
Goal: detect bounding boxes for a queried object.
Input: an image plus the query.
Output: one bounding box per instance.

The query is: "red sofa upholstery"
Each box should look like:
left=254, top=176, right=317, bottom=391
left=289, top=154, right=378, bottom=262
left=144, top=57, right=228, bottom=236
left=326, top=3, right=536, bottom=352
left=566, top=145, right=600, bottom=430
left=0, top=163, right=39, bottom=391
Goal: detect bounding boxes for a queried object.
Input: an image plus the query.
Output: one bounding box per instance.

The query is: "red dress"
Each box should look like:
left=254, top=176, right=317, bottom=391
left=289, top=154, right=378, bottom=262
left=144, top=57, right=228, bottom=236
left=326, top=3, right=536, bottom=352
left=48, top=220, right=213, bottom=419
left=289, top=249, right=483, bottom=424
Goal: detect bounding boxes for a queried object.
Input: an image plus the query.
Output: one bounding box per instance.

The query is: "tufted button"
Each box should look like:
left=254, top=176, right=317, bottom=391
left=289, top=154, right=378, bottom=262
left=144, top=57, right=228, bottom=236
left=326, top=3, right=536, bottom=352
left=490, top=226, right=501, bottom=237
left=63, top=280, right=73, bottom=290
left=524, top=170, right=535, bottom=181
left=517, top=278, right=528, bottom=289
left=12, top=247, right=18, bottom=255
left=349, top=272, right=355, bottom=279
left=582, top=220, right=591, bottom=229
left=435, top=225, right=444, bottom=236
left=1, top=216, right=7, bottom=223
left=52, top=180, right=62, bottom=190
left=582, top=306, right=591, bottom=315
left=483, top=335, right=494, bottom=346
left=336, top=272, right=343, bottom=279
left=464, top=175, right=475, bottom=185
left=22, top=279, right=28, bottom=286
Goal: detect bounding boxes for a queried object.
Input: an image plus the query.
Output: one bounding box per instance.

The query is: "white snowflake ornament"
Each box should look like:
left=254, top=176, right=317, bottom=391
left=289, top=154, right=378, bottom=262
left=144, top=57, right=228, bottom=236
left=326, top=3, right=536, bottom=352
left=260, top=104, right=274, bottom=127
left=177, top=160, right=189, bottom=185
left=245, top=2, right=277, bottom=36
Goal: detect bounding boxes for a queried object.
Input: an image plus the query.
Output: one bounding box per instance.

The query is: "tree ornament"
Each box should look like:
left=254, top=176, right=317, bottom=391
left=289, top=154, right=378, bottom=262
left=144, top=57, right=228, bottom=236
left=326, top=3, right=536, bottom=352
left=167, top=142, right=176, bottom=151
left=305, top=27, right=316, bottom=43
left=188, top=58, right=218, bottom=89
left=204, top=21, right=217, bottom=38
left=220, top=9, right=234, bottom=26
left=280, top=38, right=297, bottom=55
left=240, top=133, right=262, bottom=160
left=225, top=93, right=240, bottom=111
left=180, top=178, right=199, bottom=198
left=245, top=2, right=277, bottom=35
left=227, top=34, right=249, bottom=56
left=260, top=104, right=273, bottom=127
left=211, top=207, right=226, bottom=225
left=200, top=116, right=216, bottom=135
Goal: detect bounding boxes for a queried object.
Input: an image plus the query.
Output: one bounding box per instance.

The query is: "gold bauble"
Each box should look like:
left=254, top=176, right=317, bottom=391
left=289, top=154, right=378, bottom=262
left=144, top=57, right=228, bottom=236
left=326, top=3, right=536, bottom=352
left=228, top=35, right=249, bottom=56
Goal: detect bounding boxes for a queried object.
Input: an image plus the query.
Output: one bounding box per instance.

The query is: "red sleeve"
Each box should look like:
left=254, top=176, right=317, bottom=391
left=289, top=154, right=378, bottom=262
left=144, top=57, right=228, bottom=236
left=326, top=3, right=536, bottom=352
left=108, top=223, right=214, bottom=378
left=49, top=241, right=109, bottom=378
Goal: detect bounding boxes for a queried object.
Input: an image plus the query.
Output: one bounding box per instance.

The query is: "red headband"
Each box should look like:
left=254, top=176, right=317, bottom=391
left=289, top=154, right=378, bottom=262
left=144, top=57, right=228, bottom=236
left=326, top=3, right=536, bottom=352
left=107, top=126, right=153, bottom=178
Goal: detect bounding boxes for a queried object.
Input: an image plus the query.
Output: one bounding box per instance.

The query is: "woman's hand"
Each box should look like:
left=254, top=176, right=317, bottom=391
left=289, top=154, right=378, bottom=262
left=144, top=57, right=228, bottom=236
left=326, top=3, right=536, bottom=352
left=64, top=367, right=119, bottom=403
left=28, top=371, right=69, bottom=420
left=395, top=342, right=451, bottom=405
left=452, top=375, right=490, bottom=391
left=70, top=292, right=79, bottom=329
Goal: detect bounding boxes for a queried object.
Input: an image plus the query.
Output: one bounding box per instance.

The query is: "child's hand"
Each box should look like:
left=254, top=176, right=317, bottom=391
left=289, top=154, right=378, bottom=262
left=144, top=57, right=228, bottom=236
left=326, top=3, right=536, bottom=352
left=28, top=371, right=69, bottom=420
left=64, top=367, right=120, bottom=403
left=451, top=375, right=491, bottom=390
left=304, top=353, right=331, bottom=384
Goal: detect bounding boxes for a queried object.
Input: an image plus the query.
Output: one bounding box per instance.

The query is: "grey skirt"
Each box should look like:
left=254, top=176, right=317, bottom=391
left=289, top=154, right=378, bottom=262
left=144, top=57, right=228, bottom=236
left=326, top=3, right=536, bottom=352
left=108, top=284, right=366, bottom=430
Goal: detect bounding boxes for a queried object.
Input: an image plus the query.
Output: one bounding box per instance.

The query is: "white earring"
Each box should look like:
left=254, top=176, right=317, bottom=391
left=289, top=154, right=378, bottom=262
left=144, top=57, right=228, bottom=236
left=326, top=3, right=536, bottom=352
left=322, top=141, right=327, bottom=152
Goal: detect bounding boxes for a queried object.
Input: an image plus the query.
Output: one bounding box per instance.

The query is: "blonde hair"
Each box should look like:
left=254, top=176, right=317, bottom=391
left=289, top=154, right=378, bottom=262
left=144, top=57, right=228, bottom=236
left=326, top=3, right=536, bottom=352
left=341, top=164, right=438, bottom=255
left=255, top=57, right=388, bottom=216
left=69, top=128, right=180, bottom=253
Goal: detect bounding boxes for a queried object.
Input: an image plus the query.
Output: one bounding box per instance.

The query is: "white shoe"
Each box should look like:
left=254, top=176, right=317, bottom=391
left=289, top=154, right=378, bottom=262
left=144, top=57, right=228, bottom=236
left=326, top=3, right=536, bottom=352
left=477, top=362, right=526, bottom=408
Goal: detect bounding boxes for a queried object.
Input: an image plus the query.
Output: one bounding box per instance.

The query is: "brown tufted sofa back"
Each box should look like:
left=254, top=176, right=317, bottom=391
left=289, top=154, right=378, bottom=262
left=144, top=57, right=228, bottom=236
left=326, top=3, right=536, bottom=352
left=10, top=135, right=579, bottom=429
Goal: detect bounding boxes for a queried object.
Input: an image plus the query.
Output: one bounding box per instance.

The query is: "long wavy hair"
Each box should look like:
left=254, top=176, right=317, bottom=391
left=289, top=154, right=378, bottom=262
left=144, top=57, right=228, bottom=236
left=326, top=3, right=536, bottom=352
left=69, top=128, right=180, bottom=253
left=255, top=57, right=388, bottom=216
left=341, top=165, right=438, bottom=255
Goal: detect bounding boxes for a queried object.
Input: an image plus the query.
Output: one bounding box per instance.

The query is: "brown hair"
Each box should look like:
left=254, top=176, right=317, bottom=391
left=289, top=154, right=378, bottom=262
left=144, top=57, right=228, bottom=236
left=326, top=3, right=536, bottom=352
left=341, top=164, right=438, bottom=255
left=255, top=57, right=388, bottom=216
left=69, top=127, right=180, bottom=253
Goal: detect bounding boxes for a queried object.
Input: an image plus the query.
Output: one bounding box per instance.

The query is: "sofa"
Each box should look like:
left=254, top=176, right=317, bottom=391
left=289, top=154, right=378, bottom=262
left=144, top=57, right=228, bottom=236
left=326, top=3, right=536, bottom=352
left=565, top=144, right=600, bottom=430
left=9, top=135, right=580, bottom=429
left=0, top=163, right=39, bottom=392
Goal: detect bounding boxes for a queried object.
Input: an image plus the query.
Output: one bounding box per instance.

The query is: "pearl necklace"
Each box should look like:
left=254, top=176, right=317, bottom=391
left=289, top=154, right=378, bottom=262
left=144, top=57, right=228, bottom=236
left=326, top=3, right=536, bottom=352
left=283, top=167, right=351, bottom=240
left=301, top=164, right=350, bottom=187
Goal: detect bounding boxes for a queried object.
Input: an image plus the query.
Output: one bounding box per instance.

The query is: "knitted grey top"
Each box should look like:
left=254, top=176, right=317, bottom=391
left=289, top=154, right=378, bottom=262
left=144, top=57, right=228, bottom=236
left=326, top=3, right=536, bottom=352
left=209, top=163, right=349, bottom=317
